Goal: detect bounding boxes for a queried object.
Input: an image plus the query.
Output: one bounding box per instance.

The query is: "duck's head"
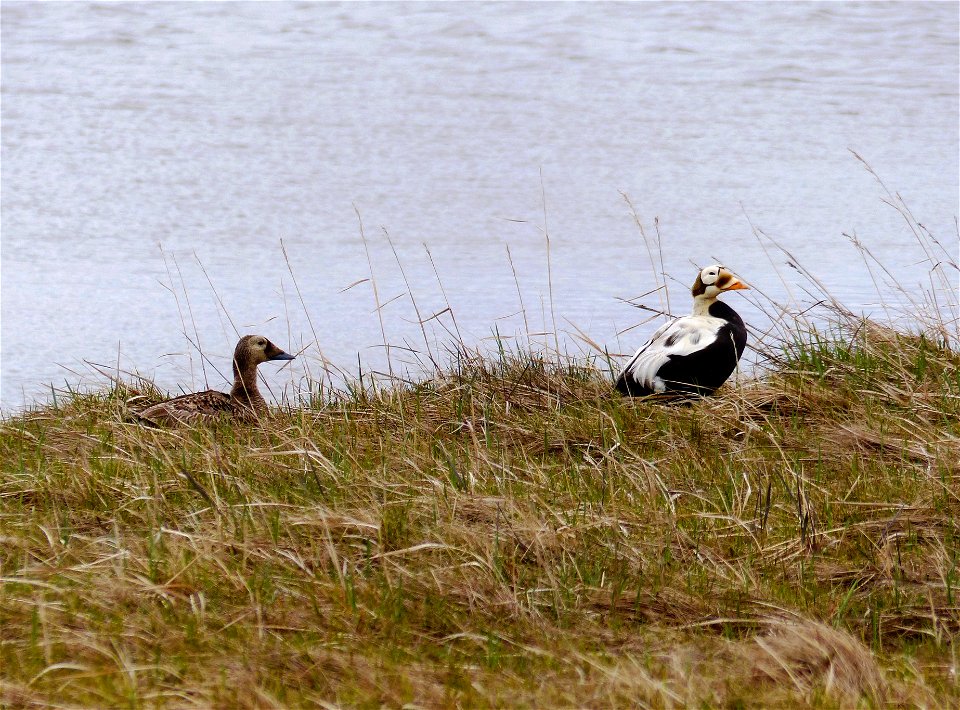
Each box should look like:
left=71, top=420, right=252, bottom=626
left=234, top=335, right=295, bottom=370
left=692, top=264, right=749, bottom=299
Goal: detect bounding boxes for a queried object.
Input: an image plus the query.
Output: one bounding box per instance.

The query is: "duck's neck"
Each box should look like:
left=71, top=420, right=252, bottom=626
left=230, top=360, right=266, bottom=410
left=691, top=295, right=717, bottom=317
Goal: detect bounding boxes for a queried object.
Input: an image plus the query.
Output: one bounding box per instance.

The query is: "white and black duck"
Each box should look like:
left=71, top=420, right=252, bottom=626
left=615, top=264, right=749, bottom=397
left=136, top=335, right=295, bottom=425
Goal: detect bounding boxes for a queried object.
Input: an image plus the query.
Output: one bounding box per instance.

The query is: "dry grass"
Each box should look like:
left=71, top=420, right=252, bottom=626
left=1, top=313, right=958, bottom=708
left=3, top=160, right=957, bottom=707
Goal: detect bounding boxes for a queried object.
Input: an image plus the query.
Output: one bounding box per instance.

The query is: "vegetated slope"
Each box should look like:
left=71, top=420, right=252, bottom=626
left=1, top=320, right=957, bottom=708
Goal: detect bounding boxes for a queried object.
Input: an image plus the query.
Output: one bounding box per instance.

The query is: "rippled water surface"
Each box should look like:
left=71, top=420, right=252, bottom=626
left=2, top=1, right=957, bottom=410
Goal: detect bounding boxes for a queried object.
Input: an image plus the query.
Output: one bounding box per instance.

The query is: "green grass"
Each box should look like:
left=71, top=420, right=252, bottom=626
left=1, top=314, right=958, bottom=708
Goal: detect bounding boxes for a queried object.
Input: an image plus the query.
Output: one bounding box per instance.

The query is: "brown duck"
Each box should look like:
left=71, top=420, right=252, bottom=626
left=136, top=335, right=295, bottom=426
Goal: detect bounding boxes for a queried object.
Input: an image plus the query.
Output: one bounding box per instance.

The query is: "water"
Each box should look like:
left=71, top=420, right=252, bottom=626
left=2, top=1, right=957, bottom=412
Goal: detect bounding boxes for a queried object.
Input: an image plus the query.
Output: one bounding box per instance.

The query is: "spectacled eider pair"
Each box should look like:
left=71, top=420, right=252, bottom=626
left=137, top=264, right=747, bottom=426
left=135, top=335, right=294, bottom=426
left=615, top=264, right=749, bottom=397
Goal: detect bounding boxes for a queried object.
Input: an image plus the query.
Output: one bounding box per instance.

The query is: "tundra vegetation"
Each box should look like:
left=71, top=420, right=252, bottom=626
left=2, top=187, right=957, bottom=708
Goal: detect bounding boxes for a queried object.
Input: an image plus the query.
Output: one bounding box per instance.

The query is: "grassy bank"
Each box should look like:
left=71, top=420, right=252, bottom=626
left=1, top=311, right=958, bottom=708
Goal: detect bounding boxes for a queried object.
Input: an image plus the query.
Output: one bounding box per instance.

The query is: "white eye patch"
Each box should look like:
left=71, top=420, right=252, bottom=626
left=700, top=264, right=723, bottom=285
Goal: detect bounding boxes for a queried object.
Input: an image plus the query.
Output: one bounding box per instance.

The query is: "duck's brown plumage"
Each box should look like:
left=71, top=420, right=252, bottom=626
left=136, top=335, right=294, bottom=426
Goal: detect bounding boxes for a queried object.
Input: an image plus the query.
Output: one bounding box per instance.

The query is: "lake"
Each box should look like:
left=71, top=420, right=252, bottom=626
left=2, top=1, right=957, bottom=412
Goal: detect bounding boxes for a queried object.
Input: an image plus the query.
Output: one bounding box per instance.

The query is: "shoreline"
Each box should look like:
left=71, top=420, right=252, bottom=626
left=2, top=315, right=958, bottom=707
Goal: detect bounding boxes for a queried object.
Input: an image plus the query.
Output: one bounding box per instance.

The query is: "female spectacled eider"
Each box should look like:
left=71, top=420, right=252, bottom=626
left=136, top=335, right=295, bottom=426
left=615, top=265, right=749, bottom=397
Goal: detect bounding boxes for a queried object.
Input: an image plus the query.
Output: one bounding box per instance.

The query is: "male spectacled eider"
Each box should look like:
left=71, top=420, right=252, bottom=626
left=135, top=335, right=295, bottom=426
left=615, top=265, right=749, bottom=397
